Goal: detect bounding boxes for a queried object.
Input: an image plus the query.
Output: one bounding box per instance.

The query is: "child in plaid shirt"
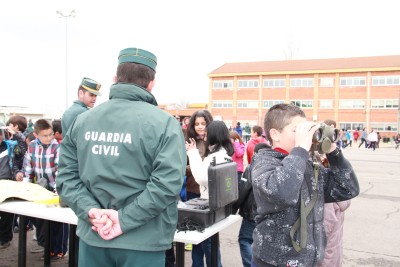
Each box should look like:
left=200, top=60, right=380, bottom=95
left=15, top=119, right=68, bottom=260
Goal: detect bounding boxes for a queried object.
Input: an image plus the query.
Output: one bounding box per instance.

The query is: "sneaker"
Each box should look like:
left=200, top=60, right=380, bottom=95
left=51, top=253, right=64, bottom=261
left=184, top=243, right=192, bottom=251
left=41, top=252, right=65, bottom=261
left=13, top=226, right=19, bottom=233
left=30, top=244, right=44, bottom=253
left=0, top=241, right=10, bottom=249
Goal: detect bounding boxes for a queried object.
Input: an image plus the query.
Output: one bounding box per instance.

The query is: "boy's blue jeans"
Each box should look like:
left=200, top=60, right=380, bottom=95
left=238, top=219, right=256, bottom=267
left=192, top=237, right=222, bottom=267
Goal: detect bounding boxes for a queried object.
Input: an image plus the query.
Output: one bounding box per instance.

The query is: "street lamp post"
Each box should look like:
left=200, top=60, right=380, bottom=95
left=56, top=10, right=76, bottom=110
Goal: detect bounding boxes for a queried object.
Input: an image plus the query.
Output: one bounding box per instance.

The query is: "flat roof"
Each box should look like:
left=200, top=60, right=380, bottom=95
left=209, top=55, right=400, bottom=76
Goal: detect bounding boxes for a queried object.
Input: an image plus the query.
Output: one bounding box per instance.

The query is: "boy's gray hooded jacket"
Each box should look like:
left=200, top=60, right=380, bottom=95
left=251, top=147, right=359, bottom=267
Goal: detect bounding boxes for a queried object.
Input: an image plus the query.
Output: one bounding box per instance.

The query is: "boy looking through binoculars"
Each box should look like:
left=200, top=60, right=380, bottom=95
left=250, top=104, right=359, bottom=267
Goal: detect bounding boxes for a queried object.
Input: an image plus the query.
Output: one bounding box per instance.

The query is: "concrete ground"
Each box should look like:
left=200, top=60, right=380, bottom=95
left=1, top=141, right=399, bottom=266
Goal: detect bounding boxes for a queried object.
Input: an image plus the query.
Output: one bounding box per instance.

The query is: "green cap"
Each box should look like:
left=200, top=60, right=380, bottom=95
left=81, top=77, right=101, bottom=96
left=118, top=48, right=157, bottom=71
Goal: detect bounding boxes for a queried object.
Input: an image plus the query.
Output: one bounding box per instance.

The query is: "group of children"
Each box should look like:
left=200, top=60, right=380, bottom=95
left=179, top=103, right=359, bottom=267
left=0, top=116, right=68, bottom=260
left=1, top=102, right=360, bottom=267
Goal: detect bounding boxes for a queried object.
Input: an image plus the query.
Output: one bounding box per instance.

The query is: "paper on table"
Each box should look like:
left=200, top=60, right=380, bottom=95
left=0, top=180, right=58, bottom=204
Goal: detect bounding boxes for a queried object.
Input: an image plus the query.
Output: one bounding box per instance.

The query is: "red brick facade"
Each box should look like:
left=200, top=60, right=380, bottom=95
left=208, top=55, right=400, bottom=137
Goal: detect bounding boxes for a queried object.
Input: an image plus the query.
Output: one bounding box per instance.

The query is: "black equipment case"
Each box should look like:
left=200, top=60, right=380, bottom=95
left=178, top=159, right=238, bottom=228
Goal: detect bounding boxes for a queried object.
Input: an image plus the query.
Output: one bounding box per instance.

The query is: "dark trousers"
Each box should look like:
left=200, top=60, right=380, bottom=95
left=343, top=140, right=352, bottom=148
left=238, top=219, right=256, bottom=267
left=192, top=237, right=222, bottom=267
left=165, top=245, right=175, bottom=267
left=33, top=218, right=46, bottom=247
left=50, top=222, right=69, bottom=254
left=359, top=137, right=368, bottom=148
left=13, top=215, right=34, bottom=229
left=0, top=211, right=13, bottom=243
left=186, top=191, right=211, bottom=267
left=369, top=141, right=376, bottom=151
left=33, top=219, right=68, bottom=254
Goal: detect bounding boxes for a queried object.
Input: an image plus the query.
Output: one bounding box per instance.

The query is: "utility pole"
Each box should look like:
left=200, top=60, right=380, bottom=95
left=56, top=10, right=76, bottom=110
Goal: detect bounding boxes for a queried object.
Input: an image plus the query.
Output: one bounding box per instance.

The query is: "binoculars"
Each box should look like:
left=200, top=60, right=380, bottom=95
left=311, top=124, right=339, bottom=154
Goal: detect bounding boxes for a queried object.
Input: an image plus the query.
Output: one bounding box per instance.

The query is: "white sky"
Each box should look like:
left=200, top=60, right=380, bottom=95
left=1, top=0, right=400, bottom=113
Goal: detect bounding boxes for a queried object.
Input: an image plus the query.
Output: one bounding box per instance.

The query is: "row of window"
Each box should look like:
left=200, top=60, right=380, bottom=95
left=212, top=99, right=399, bottom=109
left=338, top=122, right=398, bottom=132
left=219, top=121, right=397, bottom=133
left=213, top=75, right=400, bottom=89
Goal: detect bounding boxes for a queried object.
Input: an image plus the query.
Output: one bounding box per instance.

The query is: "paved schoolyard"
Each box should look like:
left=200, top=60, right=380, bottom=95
left=1, top=142, right=399, bottom=266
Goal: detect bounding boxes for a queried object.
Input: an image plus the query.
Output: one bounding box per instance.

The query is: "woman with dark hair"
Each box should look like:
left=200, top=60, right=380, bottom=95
left=185, top=120, right=233, bottom=267
left=186, top=120, right=234, bottom=198
left=184, top=110, right=214, bottom=200
left=183, top=110, right=213, bottom=258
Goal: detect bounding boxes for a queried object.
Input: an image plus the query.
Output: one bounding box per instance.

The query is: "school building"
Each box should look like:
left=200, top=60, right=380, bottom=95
left=208, top=55, right=400, bottom=139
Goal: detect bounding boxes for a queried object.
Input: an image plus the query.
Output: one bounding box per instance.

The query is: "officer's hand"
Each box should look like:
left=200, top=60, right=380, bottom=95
left=96, top=209, right=123, bottom=240
left=88, top=208, right=108, bottom=231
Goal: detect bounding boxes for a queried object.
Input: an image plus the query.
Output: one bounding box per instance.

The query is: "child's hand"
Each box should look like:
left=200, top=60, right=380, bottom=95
left=6, top=126, right=15, bottom=135
left=15, top=172, right=24, bottom=182
left=295, top=122, right=321, bottom=151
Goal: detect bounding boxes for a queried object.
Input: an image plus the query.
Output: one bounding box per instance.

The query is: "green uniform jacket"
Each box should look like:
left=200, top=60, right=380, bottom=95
left=57, top=83, right=186, bottom=251
left=61, top=100, right=89, bottom=133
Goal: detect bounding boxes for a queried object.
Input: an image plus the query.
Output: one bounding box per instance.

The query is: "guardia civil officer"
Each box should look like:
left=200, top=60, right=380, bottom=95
left=60, top=77, right=101, bottom=265
left=57, top=48, right=186, bottom=267
left=61, top=77, right=101, bottom=133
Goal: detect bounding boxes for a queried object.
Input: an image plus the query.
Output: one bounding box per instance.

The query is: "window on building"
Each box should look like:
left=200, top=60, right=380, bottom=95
left=371, top=99, right=399, bottom=109
left=339, top=99, right=365, bottom=109
left=371, top=99, right=385, bottom=108
left=372, top=76, right=400, bottom=86
left=319, top=78, right=334, bottom=87
left=339, top=123, right=352, bottom=131
left=213, top=80, right=233, bottom=89
left=263, top=79, right=285, bottom=88
left=290, top=78, right=314, bottom=88
left=320, top=99, right=333, bottom=108
left=386, top=99, right=399, bottom=108
left=238, top=80, right=259, bottom=88
left=339, top=77, right=366, bottom=87
left=339, top=122, right=364, bottom=131
left=370, top=123, right=398, bottom=132
left=212, top=100, right=233, bottom=108
left=237, top=100, right=258, bottom=108
left=263, top=100, right=285, bottom=108
left=290, top=100, right=313, bottom=108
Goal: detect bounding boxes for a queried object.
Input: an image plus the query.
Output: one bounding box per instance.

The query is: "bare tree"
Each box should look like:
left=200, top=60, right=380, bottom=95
left=283, top=39, right=300, bottom=60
